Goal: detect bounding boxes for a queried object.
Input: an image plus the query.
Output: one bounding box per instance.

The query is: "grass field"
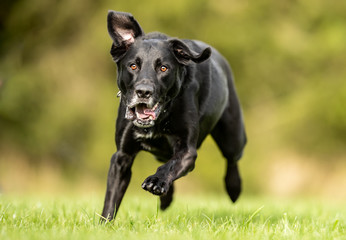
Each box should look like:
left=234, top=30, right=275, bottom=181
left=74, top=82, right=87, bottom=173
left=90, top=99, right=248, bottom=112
left=0, top=194, right=345, bottom=240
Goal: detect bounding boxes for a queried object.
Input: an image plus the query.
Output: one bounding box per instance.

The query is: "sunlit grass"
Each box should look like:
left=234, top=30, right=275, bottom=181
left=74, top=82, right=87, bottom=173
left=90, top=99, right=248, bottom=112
left=0, top=194, right=345, bottom=239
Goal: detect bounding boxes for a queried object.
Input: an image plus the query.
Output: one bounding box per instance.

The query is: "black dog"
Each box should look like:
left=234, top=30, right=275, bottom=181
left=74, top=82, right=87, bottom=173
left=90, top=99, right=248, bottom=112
left=101, top=10, right=247, bottom=221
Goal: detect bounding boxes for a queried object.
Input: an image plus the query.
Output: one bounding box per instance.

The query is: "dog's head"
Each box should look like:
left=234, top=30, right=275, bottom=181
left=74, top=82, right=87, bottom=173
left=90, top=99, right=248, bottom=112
left=107, top=11, right=211, bottom=128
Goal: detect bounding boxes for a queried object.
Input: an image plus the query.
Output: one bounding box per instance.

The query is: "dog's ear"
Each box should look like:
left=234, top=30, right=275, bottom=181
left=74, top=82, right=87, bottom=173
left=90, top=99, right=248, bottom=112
left=107, top=11, right=144, bottom=62
left=169, top=39, right=211, bottom=65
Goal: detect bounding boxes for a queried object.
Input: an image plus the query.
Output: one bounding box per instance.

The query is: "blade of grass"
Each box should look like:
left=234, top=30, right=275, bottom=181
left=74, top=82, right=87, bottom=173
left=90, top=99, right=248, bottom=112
left=245, top=206, right=264, bottom=227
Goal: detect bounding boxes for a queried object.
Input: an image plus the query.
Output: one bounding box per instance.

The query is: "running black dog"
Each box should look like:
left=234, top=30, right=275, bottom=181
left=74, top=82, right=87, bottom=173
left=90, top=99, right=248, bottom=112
left=101, top=10, right=247, bottom=221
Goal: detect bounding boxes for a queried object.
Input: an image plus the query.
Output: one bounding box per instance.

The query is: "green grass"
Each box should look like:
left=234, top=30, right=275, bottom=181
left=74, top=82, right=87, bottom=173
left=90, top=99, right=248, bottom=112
left=0, top=194, right=345, bottom=240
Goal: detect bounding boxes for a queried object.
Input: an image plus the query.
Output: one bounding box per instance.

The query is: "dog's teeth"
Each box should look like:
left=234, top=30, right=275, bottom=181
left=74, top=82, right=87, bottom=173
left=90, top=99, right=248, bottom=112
left=125, top=107, right=135, bottom=120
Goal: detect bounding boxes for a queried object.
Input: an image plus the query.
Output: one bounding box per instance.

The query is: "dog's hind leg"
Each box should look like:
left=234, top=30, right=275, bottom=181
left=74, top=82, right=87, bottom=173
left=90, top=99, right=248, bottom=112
left=160, top=184, right=174, bottom=210
left=211, top=91, right=246, bottom=203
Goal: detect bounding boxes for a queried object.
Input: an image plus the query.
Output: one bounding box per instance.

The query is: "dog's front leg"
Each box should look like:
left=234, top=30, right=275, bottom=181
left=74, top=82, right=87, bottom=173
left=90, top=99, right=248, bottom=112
left=101, top=151, right=135, bottom=222
left=142, top=146, right=197, bottom=195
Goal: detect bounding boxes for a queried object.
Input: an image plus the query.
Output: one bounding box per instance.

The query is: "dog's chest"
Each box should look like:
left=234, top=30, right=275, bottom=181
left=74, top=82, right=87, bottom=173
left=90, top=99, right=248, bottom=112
left=133, top=130, right=173, bottom=161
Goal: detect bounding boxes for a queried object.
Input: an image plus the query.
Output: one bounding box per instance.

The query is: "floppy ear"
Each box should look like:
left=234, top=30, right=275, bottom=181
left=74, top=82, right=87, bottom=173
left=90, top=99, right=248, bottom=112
left=169, top=39, right=211, bottom=65
left=107, top=10, right=144, bottom=62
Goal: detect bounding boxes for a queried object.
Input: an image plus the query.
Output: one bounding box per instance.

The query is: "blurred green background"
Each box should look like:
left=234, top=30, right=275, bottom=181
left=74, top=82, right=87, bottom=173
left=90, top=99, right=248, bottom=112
left=0, top=0, right=345, bottom=199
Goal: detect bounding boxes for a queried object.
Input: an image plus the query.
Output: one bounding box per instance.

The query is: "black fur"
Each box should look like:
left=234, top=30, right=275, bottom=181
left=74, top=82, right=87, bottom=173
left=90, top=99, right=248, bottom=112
left=101, top=11, right=247, bottom=221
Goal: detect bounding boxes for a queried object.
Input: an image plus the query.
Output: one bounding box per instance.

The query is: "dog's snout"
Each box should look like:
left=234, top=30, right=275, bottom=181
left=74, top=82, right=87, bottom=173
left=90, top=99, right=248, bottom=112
left=135, top=84, right=154, bottom=99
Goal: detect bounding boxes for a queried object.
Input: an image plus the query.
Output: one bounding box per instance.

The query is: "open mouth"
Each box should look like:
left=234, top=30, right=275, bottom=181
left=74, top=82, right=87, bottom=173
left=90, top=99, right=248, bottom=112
left=125, top=102, right=161, bottom=128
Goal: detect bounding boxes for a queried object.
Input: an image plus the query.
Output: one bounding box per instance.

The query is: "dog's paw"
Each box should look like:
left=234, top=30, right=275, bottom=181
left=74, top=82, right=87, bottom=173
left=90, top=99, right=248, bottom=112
left=141, top=175, right=170, bottom=195
left=225, top=165, right=242, bottom=203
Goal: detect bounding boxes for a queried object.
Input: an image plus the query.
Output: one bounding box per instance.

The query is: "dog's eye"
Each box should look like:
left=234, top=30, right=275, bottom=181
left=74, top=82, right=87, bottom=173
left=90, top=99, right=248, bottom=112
left=130, top=64, right=137, bottom=70
left=160, top=65, right=168, bottom=72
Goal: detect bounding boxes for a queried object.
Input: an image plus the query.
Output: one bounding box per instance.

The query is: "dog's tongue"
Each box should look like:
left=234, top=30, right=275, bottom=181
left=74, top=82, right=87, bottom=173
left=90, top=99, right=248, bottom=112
left=136, top=105, right=156, bottom=120
left=144, top=109, right=157, bottom=119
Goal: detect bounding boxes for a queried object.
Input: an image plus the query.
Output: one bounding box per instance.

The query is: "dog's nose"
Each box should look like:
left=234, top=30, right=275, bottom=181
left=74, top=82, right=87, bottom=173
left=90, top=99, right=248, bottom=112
left=135, top=84, right=153, bottom=99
